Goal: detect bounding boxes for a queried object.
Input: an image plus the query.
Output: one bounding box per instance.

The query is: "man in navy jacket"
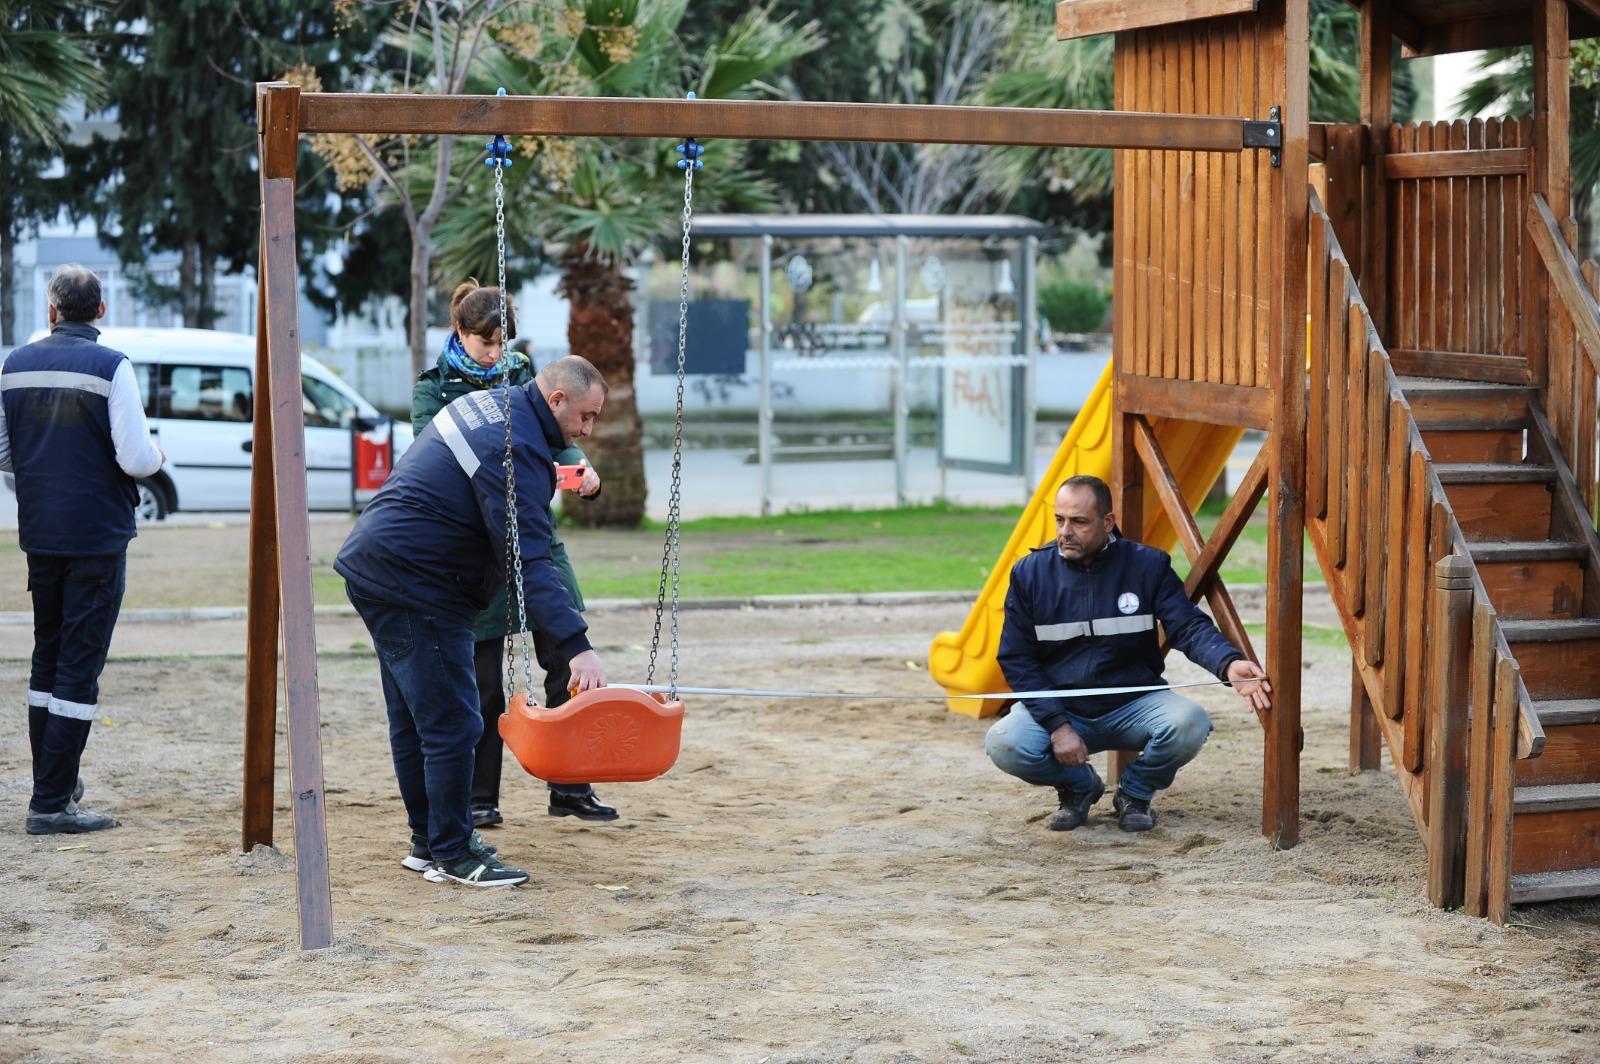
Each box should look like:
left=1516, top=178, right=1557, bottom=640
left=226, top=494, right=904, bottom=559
left=987, top=475, right=1272, bottom=832
left=0, top=265, right=164, bottom=834
left=335, top=355, right=609, bottom=887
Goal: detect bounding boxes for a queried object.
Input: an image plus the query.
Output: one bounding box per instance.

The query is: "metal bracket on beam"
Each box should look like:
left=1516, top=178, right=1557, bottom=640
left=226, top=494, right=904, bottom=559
left=1243, top=105, right=1282, bottom=167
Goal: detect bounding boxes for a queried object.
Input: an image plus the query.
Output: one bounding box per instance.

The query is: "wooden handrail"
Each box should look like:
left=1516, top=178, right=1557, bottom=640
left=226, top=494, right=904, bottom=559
left=1309, top=189, right=1544, bottom=760
left=1529, top=192, right=1600, bottom=380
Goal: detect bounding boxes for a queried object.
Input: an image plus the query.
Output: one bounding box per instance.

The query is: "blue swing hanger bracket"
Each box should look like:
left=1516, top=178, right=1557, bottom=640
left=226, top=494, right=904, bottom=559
left=676, top=91, right=705, bottom=171
left=486, top=87, right=513, bottom=169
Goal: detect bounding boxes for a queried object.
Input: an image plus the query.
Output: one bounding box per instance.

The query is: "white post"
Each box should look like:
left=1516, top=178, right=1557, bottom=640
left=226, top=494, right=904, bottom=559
left=893, top=235, right=909, bottom=506
left=1021, top=235, right=1039, bottom=501
left=758, top=234, right=774, bottom=517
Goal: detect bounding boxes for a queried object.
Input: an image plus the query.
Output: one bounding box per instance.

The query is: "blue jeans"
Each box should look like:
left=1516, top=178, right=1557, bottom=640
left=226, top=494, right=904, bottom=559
left=347, top=585, right=481, bottom=863
left=26, top=554, right=126, bottom=813
left=984, top=690, right=1212, bottom=802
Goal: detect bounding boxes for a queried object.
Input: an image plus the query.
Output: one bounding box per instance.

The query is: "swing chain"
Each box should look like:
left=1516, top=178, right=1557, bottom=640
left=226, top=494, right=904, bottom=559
left=486, top=97, right=536, bottom=705
left=646, top=128, right=700, bottom=697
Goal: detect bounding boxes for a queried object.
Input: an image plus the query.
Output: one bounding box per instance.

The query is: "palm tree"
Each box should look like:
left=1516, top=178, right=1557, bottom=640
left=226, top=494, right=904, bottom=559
left=1457, top=45, right=1600, bottom=257
left=0, top=0, right=103, bottom=145
left=1, top=0, right=104, bottom=344
left=434, top=0, right=822, bottom=526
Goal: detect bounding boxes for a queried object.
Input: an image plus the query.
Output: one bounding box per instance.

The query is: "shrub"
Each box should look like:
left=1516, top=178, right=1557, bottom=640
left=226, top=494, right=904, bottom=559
left=1038, top=278, right=1110, bottom=334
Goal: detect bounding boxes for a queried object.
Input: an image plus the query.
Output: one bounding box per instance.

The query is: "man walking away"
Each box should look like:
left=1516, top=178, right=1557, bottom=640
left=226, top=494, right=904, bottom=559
left=0, top=265, right=164, bottom=834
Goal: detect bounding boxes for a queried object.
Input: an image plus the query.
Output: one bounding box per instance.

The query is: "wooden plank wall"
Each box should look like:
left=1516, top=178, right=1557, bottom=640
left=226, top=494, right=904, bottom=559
left=1113, top=10, right=1282, bottom=391
left=1383, top=117, right=1533, bottom=382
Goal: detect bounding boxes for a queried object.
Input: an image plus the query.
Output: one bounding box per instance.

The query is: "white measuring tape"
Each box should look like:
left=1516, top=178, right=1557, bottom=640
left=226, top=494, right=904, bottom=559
left=614, top=680, right=1234, bottom=701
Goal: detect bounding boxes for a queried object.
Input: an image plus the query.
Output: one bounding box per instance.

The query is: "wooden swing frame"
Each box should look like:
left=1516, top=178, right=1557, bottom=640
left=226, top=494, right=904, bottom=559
left=249, top=50, right=1308, bottom=949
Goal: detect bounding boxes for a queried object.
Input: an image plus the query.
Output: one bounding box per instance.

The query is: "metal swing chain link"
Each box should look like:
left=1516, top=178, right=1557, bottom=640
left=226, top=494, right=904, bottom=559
left=489, top=140, right=536, bottom=706
left=646, top=151, right=695, bottom=697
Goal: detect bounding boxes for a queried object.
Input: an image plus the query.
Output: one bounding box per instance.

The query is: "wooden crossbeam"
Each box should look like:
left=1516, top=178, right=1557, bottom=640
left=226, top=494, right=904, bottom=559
left=1129, top=418, right=1263, bottom=726
left=296, top=93, right=1262, bottom=152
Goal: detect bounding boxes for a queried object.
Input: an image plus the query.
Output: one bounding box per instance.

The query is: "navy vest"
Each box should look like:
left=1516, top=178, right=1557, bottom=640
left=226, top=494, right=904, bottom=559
left=2, top=322, right=139, bottom=556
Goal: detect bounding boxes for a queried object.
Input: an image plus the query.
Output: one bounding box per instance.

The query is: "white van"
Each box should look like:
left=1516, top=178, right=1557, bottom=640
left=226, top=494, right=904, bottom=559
left=16, top=327, right=411, bottom=519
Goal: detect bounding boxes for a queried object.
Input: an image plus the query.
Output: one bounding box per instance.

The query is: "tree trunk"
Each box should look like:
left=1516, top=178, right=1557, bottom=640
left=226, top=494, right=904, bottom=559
left=179, top=237, right=198, bottom=326
left=197, top=244, right=217, bottom=330
left=410, top=225, right=432, bottom=379
left=558, top=248, right=646, bottom=527
left=1, top=202, right=15, bottom=348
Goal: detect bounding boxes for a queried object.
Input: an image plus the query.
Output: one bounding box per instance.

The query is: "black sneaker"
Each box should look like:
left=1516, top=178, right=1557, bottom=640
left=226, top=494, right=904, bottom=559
left=1048, top=777, right=1106, bottom=831
left=1113, top=789, right=1156, bottom=832
left=471, top=806, right=504, bottom=829
left=423, top=848, right=529, bottom=888
left=26, top=806, right=118, bottom=835
left=401, top=830, right=497, bottom=873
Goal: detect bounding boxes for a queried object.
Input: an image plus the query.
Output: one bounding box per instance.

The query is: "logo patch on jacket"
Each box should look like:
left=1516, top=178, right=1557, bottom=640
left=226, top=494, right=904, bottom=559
left=1117, top=592, right=1140, bottom=615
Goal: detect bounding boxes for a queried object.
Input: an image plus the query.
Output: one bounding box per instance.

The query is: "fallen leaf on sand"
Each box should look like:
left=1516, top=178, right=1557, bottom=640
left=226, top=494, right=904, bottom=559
left=594, top=884, right=631, bottom=892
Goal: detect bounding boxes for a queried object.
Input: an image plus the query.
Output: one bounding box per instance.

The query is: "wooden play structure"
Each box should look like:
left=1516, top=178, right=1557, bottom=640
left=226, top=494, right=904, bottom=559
left=934, top=0, right=1600, bottom=924
left=247, top=1, right=1598, bottom=949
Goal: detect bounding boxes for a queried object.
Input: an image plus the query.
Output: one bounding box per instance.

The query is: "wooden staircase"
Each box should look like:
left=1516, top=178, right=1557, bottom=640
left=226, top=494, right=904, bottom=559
left=1407, top=379, right=1600, bottom=906
left=1307, top=181, right=1600, bottom=922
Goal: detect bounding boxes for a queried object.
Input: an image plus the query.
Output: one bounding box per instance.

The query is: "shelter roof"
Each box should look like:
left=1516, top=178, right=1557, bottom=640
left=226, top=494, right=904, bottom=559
left=1055, top=0, right=1600, bottom=56
left=690, top=214, right=1054, bottom=239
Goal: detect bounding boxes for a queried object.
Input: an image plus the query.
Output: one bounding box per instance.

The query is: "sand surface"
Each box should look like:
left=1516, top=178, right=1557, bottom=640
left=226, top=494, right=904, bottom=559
left=2, top=600, right=1598, bottom=1062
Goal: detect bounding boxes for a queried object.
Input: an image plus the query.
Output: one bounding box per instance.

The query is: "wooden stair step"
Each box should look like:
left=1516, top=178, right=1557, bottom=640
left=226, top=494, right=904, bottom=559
left=1510, top=867, right=1600, bottom=905
left=1513, top=782, right=1600, bottom=813
left=1435, top=463, right=1555, bottom=483
left=1536, top=700, right=1600, bottom=727
left=1401, top=379, right=1537, bottom=427
left=1417, top=418, right=1526, bottom=433
left=1469, top=541, right=1587, bottom=563
left=1500, top=619, right=1600, bottom=643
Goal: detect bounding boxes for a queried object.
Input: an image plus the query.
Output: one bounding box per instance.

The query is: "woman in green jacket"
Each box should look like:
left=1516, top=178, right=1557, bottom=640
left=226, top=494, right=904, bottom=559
left=411, top=280, right=619, bottom=828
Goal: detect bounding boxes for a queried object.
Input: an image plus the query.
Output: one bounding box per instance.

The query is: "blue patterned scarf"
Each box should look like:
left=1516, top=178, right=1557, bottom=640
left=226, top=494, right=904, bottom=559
left=442, top=332, right=509, bottom=386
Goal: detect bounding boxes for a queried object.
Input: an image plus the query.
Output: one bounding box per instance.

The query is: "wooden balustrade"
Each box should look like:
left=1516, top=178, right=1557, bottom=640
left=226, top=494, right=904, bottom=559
left=1384, top=118, right=1532, bottom=385
left=1528, top=193, right=1600, bottom=525
left=1308, top=189, right=1542, bottom=924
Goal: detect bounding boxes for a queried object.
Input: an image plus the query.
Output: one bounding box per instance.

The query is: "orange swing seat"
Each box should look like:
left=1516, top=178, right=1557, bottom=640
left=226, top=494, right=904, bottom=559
left=499, top=687, right=686, bottom=785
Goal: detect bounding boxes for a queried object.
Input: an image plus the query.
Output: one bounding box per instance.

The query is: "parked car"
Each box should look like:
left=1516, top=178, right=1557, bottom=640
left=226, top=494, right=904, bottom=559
left=14, top=327, right=412, bottom=519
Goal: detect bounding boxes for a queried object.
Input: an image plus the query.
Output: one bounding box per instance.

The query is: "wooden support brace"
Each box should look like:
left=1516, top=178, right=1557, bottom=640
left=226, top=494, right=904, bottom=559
left=1129, top=417, right=1262, bottom=696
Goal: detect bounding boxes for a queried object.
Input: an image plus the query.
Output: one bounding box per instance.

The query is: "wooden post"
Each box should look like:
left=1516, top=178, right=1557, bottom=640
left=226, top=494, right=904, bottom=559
left=1426, top=555, right=1474, bottom=909
left=1358, top=0, right=1391, bottom=333
left=256, top=82, right=334, bottom=951
left=1530, top=0, right=1571, bottom=390
left=242, top=212, right=280, bottom=852
left=1349, top=657, right=1381, bottom=772
left=1264, top=0, right=1309, bottom=849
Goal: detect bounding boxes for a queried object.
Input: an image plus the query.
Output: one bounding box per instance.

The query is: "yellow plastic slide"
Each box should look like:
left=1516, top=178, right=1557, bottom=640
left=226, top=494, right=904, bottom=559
left=927, top=362, right=1245, bottom=717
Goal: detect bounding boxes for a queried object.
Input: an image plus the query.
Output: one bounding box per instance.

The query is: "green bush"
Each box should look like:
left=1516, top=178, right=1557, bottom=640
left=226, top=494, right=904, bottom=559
left=1038, top=278, right=1110, bottom=334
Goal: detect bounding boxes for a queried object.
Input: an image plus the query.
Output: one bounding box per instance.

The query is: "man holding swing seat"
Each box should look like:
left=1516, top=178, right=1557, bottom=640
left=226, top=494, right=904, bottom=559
left=335, top=353, right=610, bottom=888
left=986, top=475, right=1272, bottom=834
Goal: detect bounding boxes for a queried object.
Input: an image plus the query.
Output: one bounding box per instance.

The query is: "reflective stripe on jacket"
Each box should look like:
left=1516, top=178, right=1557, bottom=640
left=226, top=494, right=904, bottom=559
left=335, top=382, right=590, bottom=660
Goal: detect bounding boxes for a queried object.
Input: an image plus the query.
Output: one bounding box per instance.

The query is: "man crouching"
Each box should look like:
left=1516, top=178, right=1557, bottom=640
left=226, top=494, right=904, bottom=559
left=986, top=476, right=1272, bottom=832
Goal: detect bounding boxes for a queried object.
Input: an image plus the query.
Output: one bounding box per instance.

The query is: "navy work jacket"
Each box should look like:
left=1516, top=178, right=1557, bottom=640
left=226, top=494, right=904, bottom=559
left=997, top=535, right=1242, bottom=732
left=334, top=382, right=590, bottom=661
left=1, top=321, right=139, bottom=556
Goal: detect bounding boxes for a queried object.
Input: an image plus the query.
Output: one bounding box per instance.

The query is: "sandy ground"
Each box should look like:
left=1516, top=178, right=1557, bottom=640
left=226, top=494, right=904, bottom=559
left=2, top=600, right=1599, bottom=1063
